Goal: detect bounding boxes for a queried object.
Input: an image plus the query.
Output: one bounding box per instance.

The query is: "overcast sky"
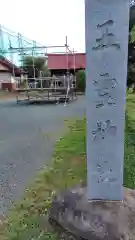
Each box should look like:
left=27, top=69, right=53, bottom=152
left=0, top=0, right=85, bottom=53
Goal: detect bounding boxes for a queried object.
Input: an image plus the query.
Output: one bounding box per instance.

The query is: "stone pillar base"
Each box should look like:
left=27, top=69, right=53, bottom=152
left=49, top=185, right=135, bottom=239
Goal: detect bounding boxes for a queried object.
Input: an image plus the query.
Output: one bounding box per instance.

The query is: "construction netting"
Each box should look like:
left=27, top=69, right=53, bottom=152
left=0, top=25, right=44, bottom=67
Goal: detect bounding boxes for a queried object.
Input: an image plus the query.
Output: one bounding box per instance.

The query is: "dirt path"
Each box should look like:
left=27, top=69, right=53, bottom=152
left=0, top=91, right=16, bottom=100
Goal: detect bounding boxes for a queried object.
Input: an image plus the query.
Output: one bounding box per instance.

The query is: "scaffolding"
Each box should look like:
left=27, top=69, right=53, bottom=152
left=0, top=25, right=77, bottom=104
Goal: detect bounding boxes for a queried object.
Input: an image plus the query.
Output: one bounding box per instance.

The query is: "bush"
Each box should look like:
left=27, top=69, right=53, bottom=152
left=76, top=70, right=86, bottom=92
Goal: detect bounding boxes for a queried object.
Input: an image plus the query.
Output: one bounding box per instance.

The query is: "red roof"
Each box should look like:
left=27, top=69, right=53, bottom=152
left=48, top=53, right=86, bottom=70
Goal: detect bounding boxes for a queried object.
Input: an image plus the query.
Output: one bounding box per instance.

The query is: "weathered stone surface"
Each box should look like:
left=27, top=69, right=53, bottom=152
left=85, top=0, right=129, bottom=200
left=49, top=185, right=135, bottom=239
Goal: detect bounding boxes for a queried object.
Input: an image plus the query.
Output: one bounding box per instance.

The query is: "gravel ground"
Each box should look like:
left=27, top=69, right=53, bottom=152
left=0, top=96, right=85, bottom=216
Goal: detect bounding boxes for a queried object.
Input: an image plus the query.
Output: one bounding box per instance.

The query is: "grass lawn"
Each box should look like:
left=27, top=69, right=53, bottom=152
left=0, top=93, right=135, bottom=240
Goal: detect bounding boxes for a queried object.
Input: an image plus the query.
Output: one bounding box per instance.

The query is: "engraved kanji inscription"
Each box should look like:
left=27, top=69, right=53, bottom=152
left=92, top=20, right=120, bottom=51
left=93, top=73, right=117, bottom=108
left=92, top=120, right=117, bottom=141
left=96, top=161, right=110, bottom=174
left=96, top=97, right=116, bottom=109
left=97, top=175, right=117, bottom=184
left=95, top=159, right=116, bottom=185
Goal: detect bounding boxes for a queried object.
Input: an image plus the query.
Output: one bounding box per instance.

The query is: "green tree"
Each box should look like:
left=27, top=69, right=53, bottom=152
left=22, top=56, right=50, bottom=78
left=126, top=4, right=135, bottom=87
left=76, top=70, right=86, bottom=92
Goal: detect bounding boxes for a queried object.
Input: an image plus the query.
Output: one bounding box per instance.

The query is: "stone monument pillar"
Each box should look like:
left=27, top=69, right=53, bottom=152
left=85, top=0, right=130, bottom=200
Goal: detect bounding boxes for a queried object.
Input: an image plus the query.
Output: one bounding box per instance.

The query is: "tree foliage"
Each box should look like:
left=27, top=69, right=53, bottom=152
left=22, top=56, right=50, bottom=78
left=128, top=4, right=135, bottom=87
left=130, top=0, right=135, bottom=7
left=76, top=70, right=86, bottom=92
